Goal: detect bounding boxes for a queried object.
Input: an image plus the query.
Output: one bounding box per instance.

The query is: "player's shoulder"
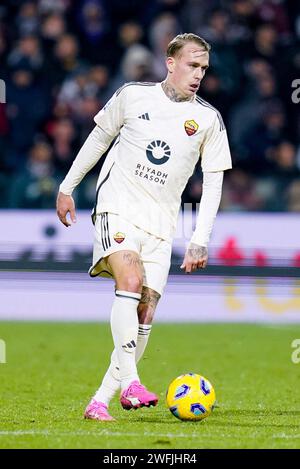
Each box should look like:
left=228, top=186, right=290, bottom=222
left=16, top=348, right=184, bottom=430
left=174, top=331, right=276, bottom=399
left=194, top=95, right=225, bottom=131
left=115, top=81, right=157, bottom=97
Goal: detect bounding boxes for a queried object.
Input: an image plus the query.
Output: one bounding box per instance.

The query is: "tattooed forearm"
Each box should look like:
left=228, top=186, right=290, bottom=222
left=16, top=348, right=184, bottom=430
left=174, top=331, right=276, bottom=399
left=161, top=81, right=191, bottom=102
left=187, top=243, right=208, bottom=260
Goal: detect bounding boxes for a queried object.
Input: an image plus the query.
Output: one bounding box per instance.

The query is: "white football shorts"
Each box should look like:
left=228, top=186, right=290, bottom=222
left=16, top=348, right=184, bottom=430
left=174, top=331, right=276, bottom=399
left=89, top=212, right=172, bottom=295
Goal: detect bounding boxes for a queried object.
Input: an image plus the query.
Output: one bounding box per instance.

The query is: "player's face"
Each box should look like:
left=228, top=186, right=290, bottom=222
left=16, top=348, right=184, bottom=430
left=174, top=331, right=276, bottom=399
left=167, top=42, right=209, bottom=98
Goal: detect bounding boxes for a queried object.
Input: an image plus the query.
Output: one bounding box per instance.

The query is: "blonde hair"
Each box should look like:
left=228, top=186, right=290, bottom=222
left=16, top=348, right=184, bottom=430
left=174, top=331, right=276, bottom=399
left=166, top=33, right=211, bottom=58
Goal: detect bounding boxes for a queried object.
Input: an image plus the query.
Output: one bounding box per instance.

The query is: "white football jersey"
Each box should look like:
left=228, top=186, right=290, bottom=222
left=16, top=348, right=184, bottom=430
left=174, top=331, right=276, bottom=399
left=92, top=82, right=232, bottom=242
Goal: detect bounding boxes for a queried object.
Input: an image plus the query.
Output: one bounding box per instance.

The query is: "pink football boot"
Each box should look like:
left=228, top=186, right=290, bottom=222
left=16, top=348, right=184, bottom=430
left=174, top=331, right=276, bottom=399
left=84, top=399, right=115, bottom=421
left=120, top=381, right=158, bottom=410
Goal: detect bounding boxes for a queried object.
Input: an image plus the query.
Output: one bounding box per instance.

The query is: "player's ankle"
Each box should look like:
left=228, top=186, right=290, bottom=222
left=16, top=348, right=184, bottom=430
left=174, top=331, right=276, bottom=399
left=121, top=377, right=140, bottom=390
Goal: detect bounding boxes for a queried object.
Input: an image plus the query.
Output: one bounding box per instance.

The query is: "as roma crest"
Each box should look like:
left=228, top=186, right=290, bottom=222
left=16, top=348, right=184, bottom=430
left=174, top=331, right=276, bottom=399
left=184, top=119, right=199, bottom=136
left=113, top=232, right=125, bottom=244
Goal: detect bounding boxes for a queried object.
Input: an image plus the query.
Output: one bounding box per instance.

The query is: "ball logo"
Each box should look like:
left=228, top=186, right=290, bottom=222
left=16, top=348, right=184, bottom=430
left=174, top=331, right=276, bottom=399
left=146, top=140, right=170, bottom=165
left=174, top=384, right=190, bottom=399
left=184, top=119, right=199, bottom=136
left=113, top=232, right=125, bottom=244
left=200, top=378, right=211, bottom=395
left=190, top=403, right=206, bottom=415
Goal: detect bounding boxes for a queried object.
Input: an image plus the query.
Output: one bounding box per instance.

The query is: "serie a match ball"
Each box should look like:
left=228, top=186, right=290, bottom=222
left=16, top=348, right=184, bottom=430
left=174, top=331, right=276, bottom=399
left=166, top=373, right=216, bottom=421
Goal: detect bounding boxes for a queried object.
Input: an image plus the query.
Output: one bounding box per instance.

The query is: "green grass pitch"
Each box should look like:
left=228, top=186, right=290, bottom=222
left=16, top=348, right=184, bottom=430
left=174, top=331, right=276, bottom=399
left=0, top=322, right=300, bottom=449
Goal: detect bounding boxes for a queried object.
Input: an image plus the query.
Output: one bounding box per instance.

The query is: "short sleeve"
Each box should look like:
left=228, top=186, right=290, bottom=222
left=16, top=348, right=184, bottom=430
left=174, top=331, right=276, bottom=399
left=200, top=113, right=232, bottom=172
left=93, top=85, right=127, bottom=137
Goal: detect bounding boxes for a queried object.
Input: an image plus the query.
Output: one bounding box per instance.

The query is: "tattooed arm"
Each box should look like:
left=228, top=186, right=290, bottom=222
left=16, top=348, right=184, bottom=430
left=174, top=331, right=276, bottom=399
left=181, top=172, right=224, bottom=273
left=180, top=243, right=208, bottom=273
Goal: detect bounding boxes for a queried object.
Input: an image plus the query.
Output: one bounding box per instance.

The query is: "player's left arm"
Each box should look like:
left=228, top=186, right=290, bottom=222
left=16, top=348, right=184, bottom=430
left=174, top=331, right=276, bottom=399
left=181, top=112, right=232, bottom=273
left=180, top=171, right=223, bottom=273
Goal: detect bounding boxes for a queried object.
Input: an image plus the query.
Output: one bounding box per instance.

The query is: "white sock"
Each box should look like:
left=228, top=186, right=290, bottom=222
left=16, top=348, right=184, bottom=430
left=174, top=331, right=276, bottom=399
left=93, top=349, right=120, bottom=406
left=110, top=290, right=141, bottom=390
left=93, top=324, right=152, bottom=405
left=136, top=324, right=152, bottom=362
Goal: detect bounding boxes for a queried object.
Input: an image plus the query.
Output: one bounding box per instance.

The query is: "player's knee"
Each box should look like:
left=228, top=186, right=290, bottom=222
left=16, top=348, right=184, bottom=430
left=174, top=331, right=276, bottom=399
left=118, top=275, right=143, bottom=293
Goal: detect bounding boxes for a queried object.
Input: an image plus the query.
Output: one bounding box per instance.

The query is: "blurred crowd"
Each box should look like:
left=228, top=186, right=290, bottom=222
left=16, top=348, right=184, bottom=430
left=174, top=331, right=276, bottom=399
left=0, top=0, right=300, bottom=212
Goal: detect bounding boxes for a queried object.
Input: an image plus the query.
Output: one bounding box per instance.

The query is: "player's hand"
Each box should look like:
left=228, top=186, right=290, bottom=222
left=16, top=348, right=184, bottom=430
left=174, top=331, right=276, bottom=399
left=56, top=191, right=77, bottom=227
left=180, top=243, right=208, bottom=273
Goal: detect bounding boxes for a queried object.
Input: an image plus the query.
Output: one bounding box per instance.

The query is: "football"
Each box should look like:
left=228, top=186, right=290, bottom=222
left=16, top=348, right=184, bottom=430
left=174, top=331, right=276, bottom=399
left=166, top=373, right=216, bottom=421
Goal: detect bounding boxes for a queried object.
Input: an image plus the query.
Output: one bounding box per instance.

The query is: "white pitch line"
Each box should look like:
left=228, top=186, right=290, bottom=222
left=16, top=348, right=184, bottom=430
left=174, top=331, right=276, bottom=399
left=0, top=430, right=197, bottom=439
left=0, top=430, right=300, bottom=440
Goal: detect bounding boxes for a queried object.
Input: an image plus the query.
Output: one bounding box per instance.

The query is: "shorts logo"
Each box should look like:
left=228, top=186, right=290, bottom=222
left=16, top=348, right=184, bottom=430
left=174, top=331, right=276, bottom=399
left=113, top=232, right=125, bottom=244
left=184, top=119, right=199, bottom=136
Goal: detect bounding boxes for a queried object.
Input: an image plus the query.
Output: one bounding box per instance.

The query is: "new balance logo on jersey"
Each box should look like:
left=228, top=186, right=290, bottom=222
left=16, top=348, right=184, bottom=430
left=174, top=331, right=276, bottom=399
left=138, top=113, right=150, bottom=121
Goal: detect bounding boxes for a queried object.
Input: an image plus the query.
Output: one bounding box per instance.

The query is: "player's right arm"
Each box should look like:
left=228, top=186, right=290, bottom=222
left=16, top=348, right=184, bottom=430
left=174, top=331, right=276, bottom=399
left=57, top=87, right=127, bottom=227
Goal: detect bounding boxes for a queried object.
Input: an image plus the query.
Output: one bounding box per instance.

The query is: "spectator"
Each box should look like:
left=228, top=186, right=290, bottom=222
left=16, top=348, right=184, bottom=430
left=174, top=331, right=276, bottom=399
left=228, top=66, right=279, bottom=157
left=198, top=9, right=243, bottom=94
left=256, top=0, right=291, bottom=37
left=110, top=44, right=156, bottom=92
left=7, top=34, right=45, bottom=77
left=9, top=140, right=61, bottom=208
left=74, top=0, right=116, bottom=66
left=88, top=65, right=110, bottom=103
left=38, top=0, right=70, bottom=16
left=149, top=13, right=180, bottom=80
left=241, top=101, right=289, bottom=174
left=49, top=34, right=85, bottom=89
left=15, top=1, right=39, bottom=37
left=40, top=13, right=66, bottom=55
left=286, top=180, right=300, bottom=212
left=198, top=71, right=232, bottom=122
left=229, top=0, right=258, bottom=38
left=6, top=65, right=50, bottom=170
left=47, top=118, right=79, bottom=173
left=273, top=141, right=300, bottom=195
left=109, top=21, right=145, bottom=72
